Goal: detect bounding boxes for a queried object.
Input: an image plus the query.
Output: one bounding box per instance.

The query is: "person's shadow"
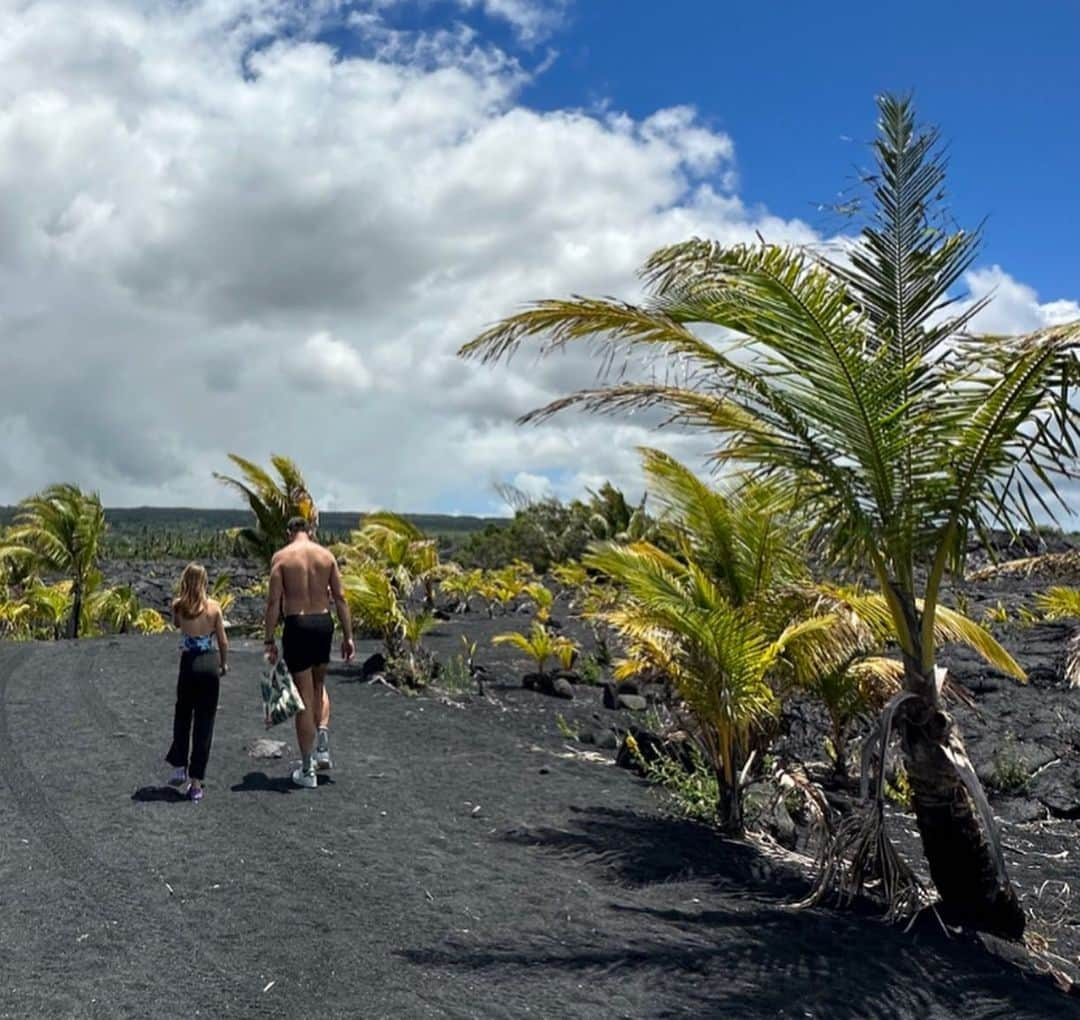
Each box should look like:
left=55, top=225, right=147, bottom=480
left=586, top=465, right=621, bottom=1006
left=230, top=771, right=334, bottom=793
left=131, top=786, right=187, bottom=803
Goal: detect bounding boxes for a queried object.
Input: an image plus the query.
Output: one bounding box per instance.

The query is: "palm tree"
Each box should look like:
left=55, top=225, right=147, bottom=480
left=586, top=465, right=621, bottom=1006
left=89, top=584, right=142, bottom=634
left=341, top=563, right=436, bottom=685
left=86, top=584, right=167, bottom=635
left=582, top=450, right=873, bottom=832
left=343, top=565, right=406, bottom=654
left=0, top=591, right=32, bottom=639
left=459, top=94, right=1080, bottom=937
left=213, top=454, right=317, bottom=564
left=492, top=620, right=577, bottom=677
left=586, top=482, right=653, bottom=543
left=0, top=484, right=106, bottom=639
left=24, top=580, right=77, bottom=640
left=342, top=512, right=442, bottom=606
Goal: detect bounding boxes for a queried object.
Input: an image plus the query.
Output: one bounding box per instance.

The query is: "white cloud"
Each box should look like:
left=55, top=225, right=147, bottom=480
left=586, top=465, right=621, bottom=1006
left=509, top=470, right=554, bottom=502
left=965, top=266, right=1080, bottom=334
left=288, top=332, right=373, bottom=396
left=0, top=1, right=1072, bottom=520
left=454, top=0, right=569, bottom=43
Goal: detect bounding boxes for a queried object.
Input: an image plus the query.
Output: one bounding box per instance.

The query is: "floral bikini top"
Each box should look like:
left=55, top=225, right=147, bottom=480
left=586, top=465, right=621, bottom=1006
left=179, top=632, right=214, bottom=654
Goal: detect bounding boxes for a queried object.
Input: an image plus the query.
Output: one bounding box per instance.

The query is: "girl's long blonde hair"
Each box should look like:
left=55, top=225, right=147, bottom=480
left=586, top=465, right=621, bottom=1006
left=174, top=563, right=209, bottom=620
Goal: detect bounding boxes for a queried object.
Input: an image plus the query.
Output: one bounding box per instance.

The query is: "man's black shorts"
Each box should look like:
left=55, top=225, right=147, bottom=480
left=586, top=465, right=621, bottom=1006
left=282, top=613, right=334, bottom=674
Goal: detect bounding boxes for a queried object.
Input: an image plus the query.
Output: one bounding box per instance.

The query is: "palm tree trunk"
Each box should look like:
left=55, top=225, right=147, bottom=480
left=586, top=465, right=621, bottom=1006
left=717, top=776, right=743, bottom=835
left=901, top=657, right=1025, bottom=938
left=830, top=717, right=850, bottom=781
left=68, top=582, right=82, bottom=640
left=717, top=741, right=743, bottom=835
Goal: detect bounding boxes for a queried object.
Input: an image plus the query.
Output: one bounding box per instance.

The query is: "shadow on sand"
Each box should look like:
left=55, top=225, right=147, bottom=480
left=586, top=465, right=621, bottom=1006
left=230, top=771, right=334, bottom=793
left=131, top=785, right=187, bottom=803
left=398, top=806, right=1068, bottom=1018
left=503, top=805, right=810, bottom=895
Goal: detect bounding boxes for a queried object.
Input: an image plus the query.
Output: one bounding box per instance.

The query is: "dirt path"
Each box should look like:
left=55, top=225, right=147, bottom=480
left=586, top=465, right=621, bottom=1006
left=0, top=635, right=1071, bottom=1018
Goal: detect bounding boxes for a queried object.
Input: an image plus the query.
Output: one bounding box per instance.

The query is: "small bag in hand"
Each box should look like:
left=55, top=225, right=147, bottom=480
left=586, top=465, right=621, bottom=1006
left=260, top=649, right=305, bottom=728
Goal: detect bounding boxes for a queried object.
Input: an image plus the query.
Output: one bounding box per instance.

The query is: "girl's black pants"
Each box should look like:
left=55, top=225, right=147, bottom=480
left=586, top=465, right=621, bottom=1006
left=166, top=651, right=220, bottom=781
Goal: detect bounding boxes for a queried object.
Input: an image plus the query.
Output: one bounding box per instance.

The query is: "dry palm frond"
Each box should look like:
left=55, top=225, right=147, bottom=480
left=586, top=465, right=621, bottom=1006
left=968, top=549, right=1080, bottom=582
left=802, top=691, right=929, bottom=921
left=771, top=760, right=832, bottom=847
left=1065, top=631, right=1080, bottom=689
left=804, top=799, right=928, bottom=923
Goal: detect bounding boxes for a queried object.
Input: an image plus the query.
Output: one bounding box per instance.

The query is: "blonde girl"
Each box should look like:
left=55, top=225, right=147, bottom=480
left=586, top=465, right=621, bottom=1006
left=165, top=563, right=228, bottom=802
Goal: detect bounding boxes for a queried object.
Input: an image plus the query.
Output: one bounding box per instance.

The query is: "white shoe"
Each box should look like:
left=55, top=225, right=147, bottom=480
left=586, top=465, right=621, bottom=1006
left=291, top=767, right=317, bottom=789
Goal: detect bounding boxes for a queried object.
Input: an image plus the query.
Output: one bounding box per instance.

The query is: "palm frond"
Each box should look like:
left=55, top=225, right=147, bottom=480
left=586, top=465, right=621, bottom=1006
left=826, top=94, right=983, bottom=368
left=931, top=603, right=1025, bottom=681
left=1033, top=586, right=1080, bottom=621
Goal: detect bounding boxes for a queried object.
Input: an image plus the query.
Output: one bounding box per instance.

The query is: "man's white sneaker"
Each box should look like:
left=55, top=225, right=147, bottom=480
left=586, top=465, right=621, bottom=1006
left=291, top=767, right=317, bottom=789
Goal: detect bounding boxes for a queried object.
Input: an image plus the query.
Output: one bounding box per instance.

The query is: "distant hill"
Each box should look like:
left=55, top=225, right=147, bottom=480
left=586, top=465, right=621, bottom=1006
left=0, top=505, right=509, bottom=559
left=0, top=506, right=507, bottom=533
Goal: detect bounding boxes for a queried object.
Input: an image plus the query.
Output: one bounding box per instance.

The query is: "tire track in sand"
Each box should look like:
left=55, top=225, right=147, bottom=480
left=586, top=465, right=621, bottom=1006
left=0, top=641, right=277, bottom=1019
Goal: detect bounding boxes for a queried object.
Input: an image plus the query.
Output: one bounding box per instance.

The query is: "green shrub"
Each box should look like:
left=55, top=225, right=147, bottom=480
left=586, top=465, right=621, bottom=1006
left=439, top=654, right=473, bottom=699
left=884, top=761, right=913, bottom=811
left=555, top=713, right=580, bottom=741
left=988, top=736, right=1030, bottom=793
left=981, top=600, right=1011, bottom=625
left=578, top=654, right=603, bottom=685
left=627, top=733, right=718, bottom=824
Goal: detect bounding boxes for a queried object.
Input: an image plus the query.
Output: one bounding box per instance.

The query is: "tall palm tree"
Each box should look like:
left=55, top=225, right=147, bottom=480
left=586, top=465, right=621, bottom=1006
left=214, top=454, right=317, bottom=564
left=459, top=94, right=1080, bottom=937
left=0, top=484, right=106, bottom=639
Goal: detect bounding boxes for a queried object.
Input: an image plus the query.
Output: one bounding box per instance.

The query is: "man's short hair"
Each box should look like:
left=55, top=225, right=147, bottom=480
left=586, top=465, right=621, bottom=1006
left=286, top=516, right=310, bottom=535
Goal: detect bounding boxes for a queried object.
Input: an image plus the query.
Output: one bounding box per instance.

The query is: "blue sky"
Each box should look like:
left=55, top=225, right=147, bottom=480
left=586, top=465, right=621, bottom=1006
left=352, top=0, right=1080, bottom=301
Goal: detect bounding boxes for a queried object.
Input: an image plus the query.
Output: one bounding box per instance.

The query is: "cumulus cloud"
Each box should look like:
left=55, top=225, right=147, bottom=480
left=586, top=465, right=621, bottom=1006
left=508, top=470, right=554, bottom=502
left=288, top=332, right=374, bottom=396
left=454, top=0, right=569, bottom=42
left=0, top=1, right=1073, bottom=519
left=964, top=266, right=1080, bottom=334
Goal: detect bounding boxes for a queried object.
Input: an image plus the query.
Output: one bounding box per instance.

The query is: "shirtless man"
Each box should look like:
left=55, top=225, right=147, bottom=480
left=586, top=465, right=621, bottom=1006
left=264, top=517, right=354, bottom=788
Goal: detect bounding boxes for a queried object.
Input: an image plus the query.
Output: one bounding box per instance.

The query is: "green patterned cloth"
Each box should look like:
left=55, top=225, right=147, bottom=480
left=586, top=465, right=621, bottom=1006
left=260, top=654, right=305, bottom=728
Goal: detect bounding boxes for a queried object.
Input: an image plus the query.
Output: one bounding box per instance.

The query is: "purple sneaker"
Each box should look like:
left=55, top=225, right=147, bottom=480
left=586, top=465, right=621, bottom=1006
left=187, top=785, right=204, bottom=802
left=168, top=767, right=187, bottom=787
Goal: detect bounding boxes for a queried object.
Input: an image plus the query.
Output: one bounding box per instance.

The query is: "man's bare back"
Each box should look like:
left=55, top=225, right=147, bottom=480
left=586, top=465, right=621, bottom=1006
left=271, top=540, right=337, bottom=616
left=263, top=520, right=354, bottom=670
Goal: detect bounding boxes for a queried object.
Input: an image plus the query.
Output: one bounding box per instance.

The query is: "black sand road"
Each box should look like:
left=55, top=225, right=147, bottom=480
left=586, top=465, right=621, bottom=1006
left=0, top=634, right=1071, bottom=1019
